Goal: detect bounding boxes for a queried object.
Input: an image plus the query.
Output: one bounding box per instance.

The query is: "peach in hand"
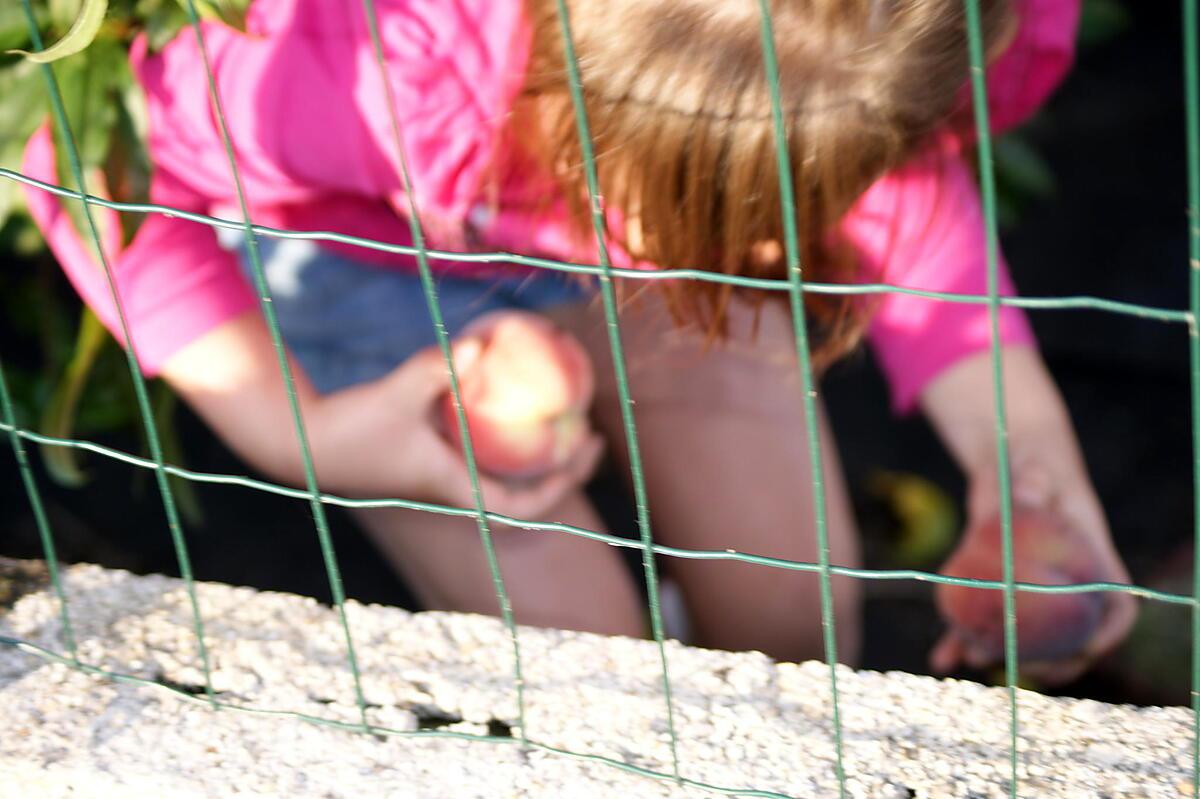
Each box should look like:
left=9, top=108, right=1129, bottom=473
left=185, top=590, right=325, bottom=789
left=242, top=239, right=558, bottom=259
left=439, top=310, right=596, bottom=480
left=935, top=508, right=1106, bottom=666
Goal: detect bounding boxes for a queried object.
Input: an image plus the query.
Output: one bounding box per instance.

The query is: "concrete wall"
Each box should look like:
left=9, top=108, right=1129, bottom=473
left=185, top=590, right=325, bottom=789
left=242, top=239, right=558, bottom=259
left=0, top=561, right=1191, bottom=798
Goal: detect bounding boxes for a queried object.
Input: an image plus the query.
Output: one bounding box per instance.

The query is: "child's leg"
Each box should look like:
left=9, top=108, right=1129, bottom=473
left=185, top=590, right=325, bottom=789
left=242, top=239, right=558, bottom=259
left=350, top=490, right=646, bottom=637
left=547, top=292, right=861, bottom=664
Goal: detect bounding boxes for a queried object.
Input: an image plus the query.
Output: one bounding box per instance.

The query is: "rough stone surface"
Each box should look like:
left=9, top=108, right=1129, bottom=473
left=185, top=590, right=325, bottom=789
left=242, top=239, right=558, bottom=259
left=0, top=562, right=1192, bottom=798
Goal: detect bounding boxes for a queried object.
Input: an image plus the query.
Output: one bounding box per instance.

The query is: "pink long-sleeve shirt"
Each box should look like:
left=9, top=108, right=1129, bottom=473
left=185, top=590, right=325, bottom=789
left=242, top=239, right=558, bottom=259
left=22, top=0, right=1078, bottom=411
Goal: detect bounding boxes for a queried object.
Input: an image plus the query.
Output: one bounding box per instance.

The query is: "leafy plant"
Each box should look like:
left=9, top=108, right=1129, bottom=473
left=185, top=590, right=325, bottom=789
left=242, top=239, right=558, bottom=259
left=0, top=0, right=248, bottom=522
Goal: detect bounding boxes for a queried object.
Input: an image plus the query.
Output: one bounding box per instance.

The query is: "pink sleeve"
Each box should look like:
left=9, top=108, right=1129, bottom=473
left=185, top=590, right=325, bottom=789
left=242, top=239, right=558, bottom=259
left=20, top=125, right=258, bottom=375
left=130, top=0, right=530, bottom=239
left=18, top=0, right=531, bottom=376
left=841, top=151, right=1036, bottom=414
left=839, top=0, right=1078, bottom=413
left=958, top=0, right=1081, bottom=136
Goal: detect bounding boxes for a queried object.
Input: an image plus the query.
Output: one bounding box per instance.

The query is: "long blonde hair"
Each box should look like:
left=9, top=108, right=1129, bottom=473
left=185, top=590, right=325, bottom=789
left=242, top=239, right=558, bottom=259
left=520, top=0, right=1012, bottom=365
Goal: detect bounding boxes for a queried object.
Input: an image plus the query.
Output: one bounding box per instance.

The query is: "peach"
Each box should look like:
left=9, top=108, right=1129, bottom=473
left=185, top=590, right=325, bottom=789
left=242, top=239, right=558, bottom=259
left=936, top=509, right=1105, bottom=664
left=439, top=311, right=595, bottom=480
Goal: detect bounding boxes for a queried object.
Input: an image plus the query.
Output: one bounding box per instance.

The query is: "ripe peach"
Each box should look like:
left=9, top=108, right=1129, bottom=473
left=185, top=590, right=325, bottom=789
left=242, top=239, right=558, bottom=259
left=439, top=311, right=595, bottom=480
left=936, top=509, right=1105, bottom=664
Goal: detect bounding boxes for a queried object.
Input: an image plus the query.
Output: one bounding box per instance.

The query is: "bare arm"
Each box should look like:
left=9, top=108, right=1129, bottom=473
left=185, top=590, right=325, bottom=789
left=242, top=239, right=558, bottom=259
left=159, top=310, right=322, bottom=487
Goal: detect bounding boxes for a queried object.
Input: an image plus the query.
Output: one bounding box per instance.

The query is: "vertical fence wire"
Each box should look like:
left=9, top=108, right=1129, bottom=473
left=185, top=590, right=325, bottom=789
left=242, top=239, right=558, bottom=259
left=174, top=0, right=370, bottom=728
left=962, top=1, right=1021, bottom=795
left=753, top=2, right=847, bottom=795
left=550, top=0, right=682, bottom=779
left=0, top=355, right=76, bottom=659
left=18, top=0, right=217, bottom=706
left=356, top=0, right=529, bottom=740
left=1183, top=0, right=1200, bottom=796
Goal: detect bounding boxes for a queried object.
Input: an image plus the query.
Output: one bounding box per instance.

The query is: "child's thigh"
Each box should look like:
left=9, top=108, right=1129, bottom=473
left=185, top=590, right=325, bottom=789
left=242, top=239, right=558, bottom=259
left=546, top=291, right=861, bottom=662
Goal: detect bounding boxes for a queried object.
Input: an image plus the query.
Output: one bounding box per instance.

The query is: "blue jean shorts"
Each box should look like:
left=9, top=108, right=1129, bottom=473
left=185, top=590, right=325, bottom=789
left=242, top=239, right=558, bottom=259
left=220, top=231, right=591, bottom=394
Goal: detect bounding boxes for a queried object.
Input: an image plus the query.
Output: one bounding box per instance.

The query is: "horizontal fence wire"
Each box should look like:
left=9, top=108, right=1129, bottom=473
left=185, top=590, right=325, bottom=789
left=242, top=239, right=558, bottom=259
left=0, top=419, right=1188, bottom=605
left=0, top=0, right=1191, bottom=796
left=0, top=167, right=1189, bottom=324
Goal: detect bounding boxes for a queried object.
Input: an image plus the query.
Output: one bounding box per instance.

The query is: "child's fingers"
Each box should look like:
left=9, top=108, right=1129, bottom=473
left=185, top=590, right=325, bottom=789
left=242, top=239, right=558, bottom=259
left=393, top=339, right=484, bottom=406
left=929, top=632, right=964, bottom=675
left=931, top=631, right=1001, bottom=673
left=1083, top=591, right=1138, bottom=662
left=552, top=432, right=605, bottom=489
left=480, top=435, right=605, bottom=520
left=435, top=433, right=604, bottom=521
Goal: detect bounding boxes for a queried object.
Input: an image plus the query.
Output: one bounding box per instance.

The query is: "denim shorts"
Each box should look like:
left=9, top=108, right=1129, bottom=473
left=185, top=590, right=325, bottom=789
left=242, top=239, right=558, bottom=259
left=220, top=231, right=591, bottom=394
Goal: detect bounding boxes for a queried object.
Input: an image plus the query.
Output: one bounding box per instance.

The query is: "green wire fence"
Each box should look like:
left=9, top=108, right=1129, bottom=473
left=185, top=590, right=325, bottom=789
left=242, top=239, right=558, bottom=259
left=0, top=0, right=1197, bottom=797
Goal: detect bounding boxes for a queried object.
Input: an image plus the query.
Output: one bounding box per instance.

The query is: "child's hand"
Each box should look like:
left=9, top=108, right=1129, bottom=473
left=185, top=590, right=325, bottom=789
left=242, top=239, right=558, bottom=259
left=920, top=346, right=1137, bottom=685
left=930, top=493, right=1134, bottom=685
left=309, top=342, right=604, bottom=519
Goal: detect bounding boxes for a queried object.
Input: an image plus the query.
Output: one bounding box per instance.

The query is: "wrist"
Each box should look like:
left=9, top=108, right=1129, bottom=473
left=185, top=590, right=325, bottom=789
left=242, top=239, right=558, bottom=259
left=920, top=345, right=1067, bottom=474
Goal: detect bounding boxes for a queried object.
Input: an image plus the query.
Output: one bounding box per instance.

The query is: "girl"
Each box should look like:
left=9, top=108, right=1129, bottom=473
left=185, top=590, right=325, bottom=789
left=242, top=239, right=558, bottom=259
left=22, top=0, right=1134, bottom=681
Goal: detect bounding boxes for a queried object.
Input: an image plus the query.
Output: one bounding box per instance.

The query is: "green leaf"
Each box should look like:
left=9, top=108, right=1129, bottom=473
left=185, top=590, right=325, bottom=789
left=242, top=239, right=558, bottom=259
left=0, top=60, right=49, bottom=229
left=39, top=306, right=112, bottom=487
left=105, top=83, right=152, bottom=243
left=50, top=0, right=85, bottom=31
left=0, top=180, right=15, bottom=230
left=0, top=3, right=47, bottom=52
left=11, top=213, right=47, bottom=256
left=0, top=139, right=27, bottom=227
left=0, top=60, right=49, bottom=148
left=8, top=0, right=108, bottom=64
left=140, top=0, right=187, bottom=51
left=52, top=37, right=125, bottom=167
left=49, top=36, right=126, bottom=252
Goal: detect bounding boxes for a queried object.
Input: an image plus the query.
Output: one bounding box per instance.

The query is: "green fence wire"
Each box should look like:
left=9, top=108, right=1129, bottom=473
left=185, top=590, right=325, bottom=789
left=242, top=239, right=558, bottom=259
left=552, top=0, right=683, bottom=777
left=0, top=1, right=1196, bottom=797
left=754, top=1, right=847, bottom=792
left=356, top=0, right=532, bottom=741
left=963, top=1, right=1022, bottom=792
left=1185, top=0, right=1200, bottom=797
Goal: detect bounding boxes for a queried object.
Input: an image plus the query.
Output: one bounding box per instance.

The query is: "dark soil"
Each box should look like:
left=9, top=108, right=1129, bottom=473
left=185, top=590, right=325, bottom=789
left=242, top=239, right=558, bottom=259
left=1, top=3, right=1194, bottom=707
